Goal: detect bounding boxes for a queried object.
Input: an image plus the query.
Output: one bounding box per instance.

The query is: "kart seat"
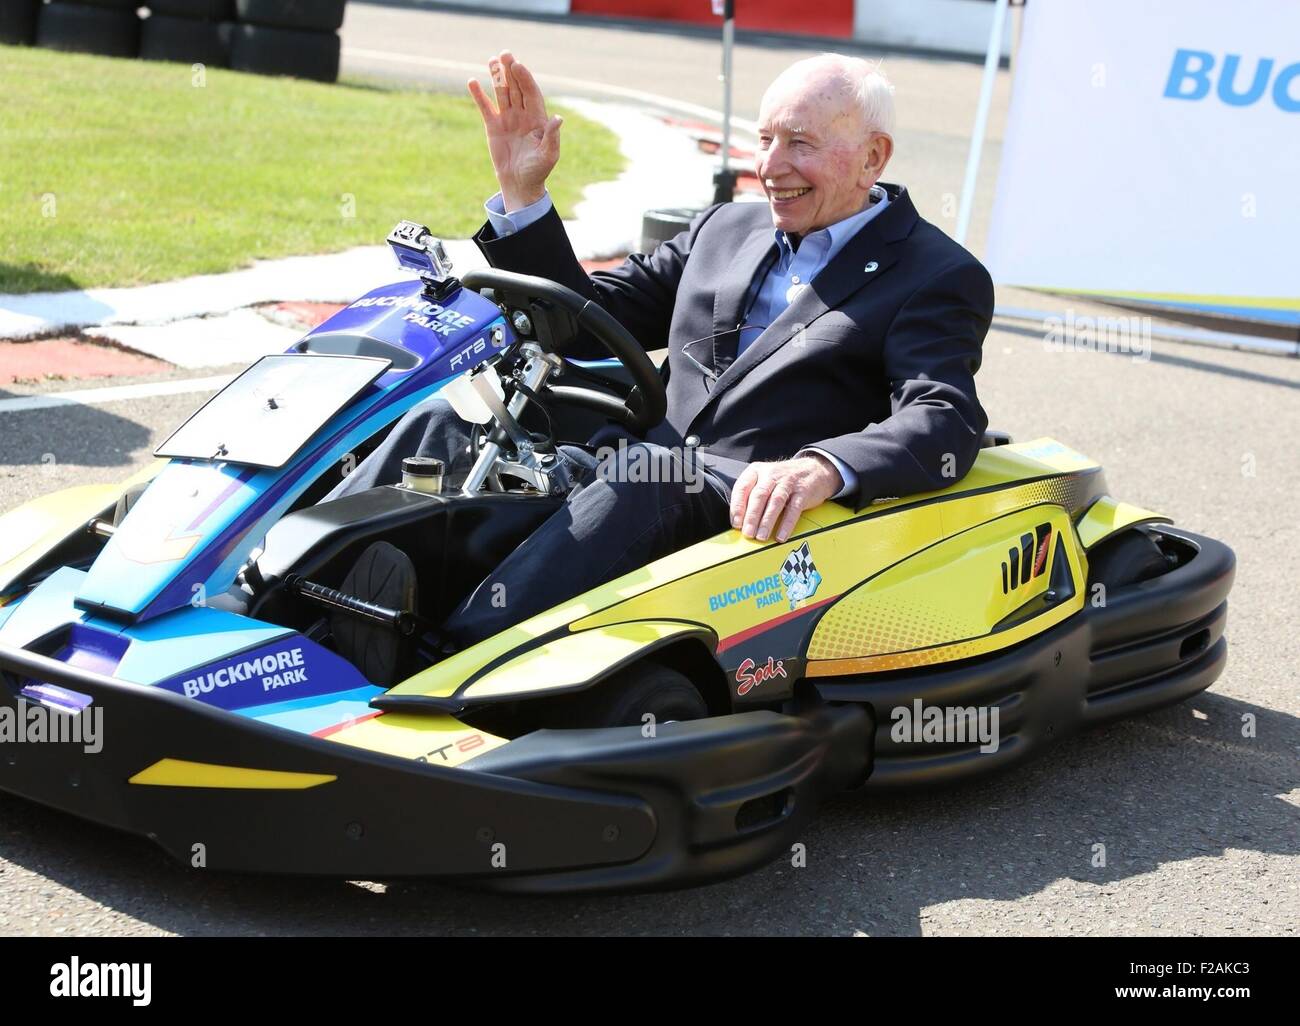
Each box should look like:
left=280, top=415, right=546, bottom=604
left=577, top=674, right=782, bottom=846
left=248, top=484, right=562, bottom=629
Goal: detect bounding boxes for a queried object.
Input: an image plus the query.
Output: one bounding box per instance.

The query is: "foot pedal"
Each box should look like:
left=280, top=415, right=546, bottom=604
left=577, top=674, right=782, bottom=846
left=331, top=541, right=418, bottom=687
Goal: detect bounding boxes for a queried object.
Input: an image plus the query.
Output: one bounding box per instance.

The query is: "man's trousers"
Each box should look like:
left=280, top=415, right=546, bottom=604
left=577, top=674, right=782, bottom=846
left=324, top=397, right=733, bottom=647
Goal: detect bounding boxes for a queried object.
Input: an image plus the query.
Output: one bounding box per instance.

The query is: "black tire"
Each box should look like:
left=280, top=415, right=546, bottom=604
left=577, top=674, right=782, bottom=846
left=0, top=0, right=40, bottom=45
left=235, top=0, right=345, bottom=32
left=330, top=541, right=418, bottom=689
left=570, top=663, right=708, bottom=728
left=147, top=0, right=235, bottom=19
left=1087, top=528, right=1170, bottom=589
left=229, top=22, right=339, bottom=82
left=36, top=2, right=141, bottom=57
left=141, top=14, right=233, bottom=66
left=640, top=207, right=701, bottom=255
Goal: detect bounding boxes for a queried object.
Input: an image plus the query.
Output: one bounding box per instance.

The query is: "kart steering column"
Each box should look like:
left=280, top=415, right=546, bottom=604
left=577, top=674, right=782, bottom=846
left=462, top=342, right=563, bottom=494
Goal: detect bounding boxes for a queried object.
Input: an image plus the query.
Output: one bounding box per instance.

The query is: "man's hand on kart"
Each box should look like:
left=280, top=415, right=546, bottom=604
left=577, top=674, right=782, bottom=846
left=731, top=454, right=843, bottom=544
left=468, top=51, right=563, bottom=213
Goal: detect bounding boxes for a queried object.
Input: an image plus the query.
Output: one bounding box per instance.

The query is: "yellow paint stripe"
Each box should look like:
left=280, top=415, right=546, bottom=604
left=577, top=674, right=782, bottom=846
left=1023, top=286, right=1300, bottom=312
left=463, top=621, right=702, bottom=700
left=1076, top=496, right=1171, bottom=549
left=129, top=758, right=336, bottom=790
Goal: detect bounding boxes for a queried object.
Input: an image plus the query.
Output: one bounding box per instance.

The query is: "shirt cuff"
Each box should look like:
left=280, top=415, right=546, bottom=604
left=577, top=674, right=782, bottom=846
left=799, top=447, right=856, bottom=500
left=485, top=190, right=554, bottom=238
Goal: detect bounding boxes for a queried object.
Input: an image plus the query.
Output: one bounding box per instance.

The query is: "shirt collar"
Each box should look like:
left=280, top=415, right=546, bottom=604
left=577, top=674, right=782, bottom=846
left=775, top=183, right=890, bottom=263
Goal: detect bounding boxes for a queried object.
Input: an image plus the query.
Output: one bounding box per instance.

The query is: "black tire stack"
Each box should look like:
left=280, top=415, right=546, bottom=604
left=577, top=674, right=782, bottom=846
left=35, top=1, right=142, bottom=57
left=231, top=0, right=345, bottom=83
left=141, top=1, right=235, bottom=68
left=641, top=208, right=702, bottom=255
left=0, top=0, right=41, bottom=45
left=14, top=0, right=347, bottom=83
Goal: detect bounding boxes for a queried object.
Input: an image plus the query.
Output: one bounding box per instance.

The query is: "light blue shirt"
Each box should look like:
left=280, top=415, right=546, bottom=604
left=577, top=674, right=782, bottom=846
left=739, top=183, right=890, bottom=355
left=484, top=187, right=891, bottom=500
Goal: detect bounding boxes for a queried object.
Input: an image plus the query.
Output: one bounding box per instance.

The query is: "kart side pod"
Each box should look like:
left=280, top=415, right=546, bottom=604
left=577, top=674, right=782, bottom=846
left=0, top=642, right=872, bottom=892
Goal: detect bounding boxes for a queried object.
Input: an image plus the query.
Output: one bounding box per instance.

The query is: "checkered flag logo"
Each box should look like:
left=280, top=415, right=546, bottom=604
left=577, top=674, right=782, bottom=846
left=779, top=542, right=823, bottom=609
left=781, top=542, right=815, bottom=581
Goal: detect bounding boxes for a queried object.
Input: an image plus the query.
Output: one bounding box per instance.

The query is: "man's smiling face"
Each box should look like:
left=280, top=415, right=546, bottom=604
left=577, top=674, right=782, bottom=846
left=755, top=59, right=893, bottom=240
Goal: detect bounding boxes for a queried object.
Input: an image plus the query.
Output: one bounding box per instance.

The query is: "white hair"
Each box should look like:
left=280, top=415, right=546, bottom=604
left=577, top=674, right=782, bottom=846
left=775, top=53, right=896, bottom=137
left=842, top=55, right=896, bottom=137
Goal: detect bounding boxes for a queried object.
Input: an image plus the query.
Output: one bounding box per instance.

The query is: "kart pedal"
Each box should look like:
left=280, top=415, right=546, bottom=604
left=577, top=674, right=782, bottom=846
left=331, top=541, right=419, bottom=687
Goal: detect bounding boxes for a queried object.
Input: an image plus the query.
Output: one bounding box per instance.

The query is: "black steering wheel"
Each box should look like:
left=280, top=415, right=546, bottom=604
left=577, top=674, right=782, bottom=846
left=459, top=268, right=667, bottom=435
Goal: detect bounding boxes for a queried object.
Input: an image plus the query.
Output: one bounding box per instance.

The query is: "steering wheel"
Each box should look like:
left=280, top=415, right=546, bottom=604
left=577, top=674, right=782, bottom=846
left=459, top=269, right=667, bottom=435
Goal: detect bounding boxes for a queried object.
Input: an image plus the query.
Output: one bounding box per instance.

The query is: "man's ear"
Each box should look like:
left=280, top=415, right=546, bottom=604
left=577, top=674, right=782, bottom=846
left=862, top=132, right=894, bottom=188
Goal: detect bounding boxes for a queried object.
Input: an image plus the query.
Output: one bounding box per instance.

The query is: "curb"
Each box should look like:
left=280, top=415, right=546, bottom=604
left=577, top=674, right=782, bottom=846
left=0, top=99, right=717, bottom=378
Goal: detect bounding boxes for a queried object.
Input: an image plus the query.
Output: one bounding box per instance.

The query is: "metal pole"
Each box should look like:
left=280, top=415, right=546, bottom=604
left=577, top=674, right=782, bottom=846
left=955, top=0, right=1009, bottom=246
left=712, top=0, right=737, bottom=204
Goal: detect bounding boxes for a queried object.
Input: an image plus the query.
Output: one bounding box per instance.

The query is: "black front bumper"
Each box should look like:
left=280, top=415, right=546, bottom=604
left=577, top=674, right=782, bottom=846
left=0, top=527, right=1231, bottom=891
left=815, top=527, right=1236, bottom=789
left=0, top=643, right=871, bottom=892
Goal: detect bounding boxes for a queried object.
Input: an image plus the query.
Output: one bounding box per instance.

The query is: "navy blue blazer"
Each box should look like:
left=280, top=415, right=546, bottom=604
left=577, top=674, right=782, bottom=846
left=473, top=183, right=993, bottom=511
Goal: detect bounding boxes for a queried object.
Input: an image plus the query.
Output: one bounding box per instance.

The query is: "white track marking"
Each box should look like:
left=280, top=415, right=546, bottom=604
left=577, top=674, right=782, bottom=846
left=342, top=47, right=760, bottom=136
left=0, top=375, right=232, bottom=415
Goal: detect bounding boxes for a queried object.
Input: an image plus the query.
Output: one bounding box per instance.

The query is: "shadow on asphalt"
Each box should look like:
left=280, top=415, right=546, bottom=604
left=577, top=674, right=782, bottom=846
left=0, top=691, right=1294, bottom=936
left=992, top=321, right=1300, bottom=392
left=0, top=390, right=150, bottom=469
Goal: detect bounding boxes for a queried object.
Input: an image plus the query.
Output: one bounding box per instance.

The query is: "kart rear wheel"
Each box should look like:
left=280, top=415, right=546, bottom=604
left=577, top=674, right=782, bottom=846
left=1087, top=527, right=1169, bottom=589
left=572, top=663, right=707, bottom=728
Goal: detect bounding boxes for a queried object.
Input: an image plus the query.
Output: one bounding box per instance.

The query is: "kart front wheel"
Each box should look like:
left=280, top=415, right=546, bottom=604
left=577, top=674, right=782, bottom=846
left=1088, top=527, right=1170, bottom=589
left=572, top=663, right=707, bottom=728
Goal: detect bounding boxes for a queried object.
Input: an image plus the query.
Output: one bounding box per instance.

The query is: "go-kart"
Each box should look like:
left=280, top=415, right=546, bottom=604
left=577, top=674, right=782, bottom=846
left=0, top=222, right=1235, bottom=892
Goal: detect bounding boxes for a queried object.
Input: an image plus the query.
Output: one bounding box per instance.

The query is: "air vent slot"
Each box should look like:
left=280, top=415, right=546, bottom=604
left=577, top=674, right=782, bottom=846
left=735, top=788, right=793, bottom=833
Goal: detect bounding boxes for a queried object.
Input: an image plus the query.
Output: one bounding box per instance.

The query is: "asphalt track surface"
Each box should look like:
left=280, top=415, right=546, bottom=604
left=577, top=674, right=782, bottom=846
left=0, top=2, right=1295, bottom=936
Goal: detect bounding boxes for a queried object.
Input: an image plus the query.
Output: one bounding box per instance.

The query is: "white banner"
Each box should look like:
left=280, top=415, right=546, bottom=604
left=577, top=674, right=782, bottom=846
left=985, top=0, right=1300, bottom=323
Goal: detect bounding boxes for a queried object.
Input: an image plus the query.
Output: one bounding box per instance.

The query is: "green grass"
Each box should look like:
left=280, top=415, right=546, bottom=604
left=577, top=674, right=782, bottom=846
left=0, top=45, right=624, bottom=293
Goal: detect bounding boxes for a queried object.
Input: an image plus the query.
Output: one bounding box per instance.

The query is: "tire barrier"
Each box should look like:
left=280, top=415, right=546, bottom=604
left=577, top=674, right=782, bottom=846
left=234, top=0, right=346, bottom=33
left=141, top=13, right=235, bottom=67
left=0, top=0, right=40, bottom=46
left=147, top=0, right=235, bottom=18
left=22, top=1, right=346, bottom=82
left=640, top=208, right=702, bottom=256
left=36, top=2, right=142, bottom=58
left=230, top=22, right=340, bottom=83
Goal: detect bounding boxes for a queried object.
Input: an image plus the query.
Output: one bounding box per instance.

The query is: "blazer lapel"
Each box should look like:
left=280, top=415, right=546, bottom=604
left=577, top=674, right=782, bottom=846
left=700, top=185, right=920, bottom=413
left=710, top=223, right=779, bottom=373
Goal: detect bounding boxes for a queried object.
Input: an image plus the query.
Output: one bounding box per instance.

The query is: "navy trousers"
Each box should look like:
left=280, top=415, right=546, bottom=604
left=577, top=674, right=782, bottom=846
left=325, top=397, right=733, bottom=647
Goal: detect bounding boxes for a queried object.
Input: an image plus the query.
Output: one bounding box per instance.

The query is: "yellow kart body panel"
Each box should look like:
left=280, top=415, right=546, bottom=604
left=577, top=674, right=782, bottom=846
left=362, top=439, right=1132, bottom=743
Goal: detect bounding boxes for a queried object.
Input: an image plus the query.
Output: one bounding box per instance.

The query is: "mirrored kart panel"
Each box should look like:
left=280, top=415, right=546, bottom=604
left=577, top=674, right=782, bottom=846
left=154, top=354, right=391, bottom=470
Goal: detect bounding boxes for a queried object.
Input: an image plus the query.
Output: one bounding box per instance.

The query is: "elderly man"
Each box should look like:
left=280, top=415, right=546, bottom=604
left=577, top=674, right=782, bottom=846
left=333, top=50, right=992, bottom=651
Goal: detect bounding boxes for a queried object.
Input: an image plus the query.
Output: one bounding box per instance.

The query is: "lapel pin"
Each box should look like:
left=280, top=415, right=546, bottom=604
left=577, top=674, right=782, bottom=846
left=864, top=261, right=879, bottom=273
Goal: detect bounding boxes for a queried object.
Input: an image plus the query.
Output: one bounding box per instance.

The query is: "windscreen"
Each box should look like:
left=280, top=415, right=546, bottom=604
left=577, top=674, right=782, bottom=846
left=154, top=354, right=390, bottom=469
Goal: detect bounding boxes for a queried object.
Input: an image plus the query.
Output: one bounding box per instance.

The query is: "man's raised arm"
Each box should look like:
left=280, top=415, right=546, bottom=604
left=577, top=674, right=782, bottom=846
left=465, top=51, right=702, bottom=355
